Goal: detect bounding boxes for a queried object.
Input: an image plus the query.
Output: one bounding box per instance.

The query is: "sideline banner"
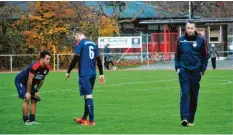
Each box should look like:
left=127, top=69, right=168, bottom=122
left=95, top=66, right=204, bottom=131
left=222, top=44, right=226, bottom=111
left=98, top=36, right=142, bottom=48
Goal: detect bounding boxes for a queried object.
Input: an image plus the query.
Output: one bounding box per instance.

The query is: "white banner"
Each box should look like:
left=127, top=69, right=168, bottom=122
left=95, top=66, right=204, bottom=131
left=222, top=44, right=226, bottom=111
left=98, top=36, right=142, bottom=48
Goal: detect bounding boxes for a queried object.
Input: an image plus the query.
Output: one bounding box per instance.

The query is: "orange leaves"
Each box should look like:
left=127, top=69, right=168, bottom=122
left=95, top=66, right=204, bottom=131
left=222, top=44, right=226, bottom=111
left=54, top=28, right=66, bottom=33
left=64, top=9, right=74, bottom=14
left=48, top=27, right=66, bottom=34
left=43, top=12, right=56, bottom=19
left=23, top=31, right=37, bottom=38
left=20, top=15, right=27, bottom=21
left=14, top=1, right=122, bottom=53
left=23, top=30, right=32, bottom=36
left=14, top=1, right=76, bottom=53
left=29, top=15, right=44, bottom=21
left=35, top=1, right=41, bottom=10
left=98, top=16, right=120, bottom=36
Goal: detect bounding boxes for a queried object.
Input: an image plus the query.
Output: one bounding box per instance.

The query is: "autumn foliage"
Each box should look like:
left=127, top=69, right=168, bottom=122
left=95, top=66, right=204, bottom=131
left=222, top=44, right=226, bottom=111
left=13, top=1, right=120, bottom=54
left=98, top=16, right=120, bottom=36
left=15, top=1, right=75, bottom=54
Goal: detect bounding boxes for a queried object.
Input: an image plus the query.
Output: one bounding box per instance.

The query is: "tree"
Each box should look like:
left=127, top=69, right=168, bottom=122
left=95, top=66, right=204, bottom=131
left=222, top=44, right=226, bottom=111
left=94, top=1, right=148, bottom=36
left=0, top=1, right=6, bottom=8
left=15, top=1, right=76, bottom=54
left=0, top=2, right=24, bottom=54
left=150, top=1, right=233, bottom=18
left=98, top=16, right=119, bottom=36
left=69, top=1, right=100, bottom=41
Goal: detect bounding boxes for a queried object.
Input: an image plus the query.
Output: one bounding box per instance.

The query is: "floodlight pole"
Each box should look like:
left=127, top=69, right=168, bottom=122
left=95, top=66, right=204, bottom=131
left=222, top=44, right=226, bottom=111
left=140, top=32, right=143, bottom=63
left=189, top=1, right=191, bottom=19
left=10, top=55, right=12, bottom=72
left=146, top=33, right=149, bottom=67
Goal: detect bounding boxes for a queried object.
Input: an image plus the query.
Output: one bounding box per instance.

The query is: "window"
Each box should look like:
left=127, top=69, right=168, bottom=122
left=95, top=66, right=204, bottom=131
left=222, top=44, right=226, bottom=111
left=208, top=26, right=222, bottom=43
left=196, top=28, right=206, bottom=37
left=148, top=24, right=158, bottom=30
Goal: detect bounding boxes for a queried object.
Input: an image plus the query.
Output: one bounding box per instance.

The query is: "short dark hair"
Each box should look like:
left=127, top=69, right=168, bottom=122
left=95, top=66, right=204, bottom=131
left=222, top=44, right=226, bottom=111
left=73, top=27, right=91, bottom=38
left=73, top=27, right=84, bottom=35
left=40, top=50, right=51, bottom=59
left=186, top=20, right=196, bottom=25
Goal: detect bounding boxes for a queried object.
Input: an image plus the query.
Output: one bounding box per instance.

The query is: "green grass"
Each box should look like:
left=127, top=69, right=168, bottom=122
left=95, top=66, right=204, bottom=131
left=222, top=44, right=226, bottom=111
left=0, top=70, right=232, bottom=134
left=115, top=64, right=142, bottom=69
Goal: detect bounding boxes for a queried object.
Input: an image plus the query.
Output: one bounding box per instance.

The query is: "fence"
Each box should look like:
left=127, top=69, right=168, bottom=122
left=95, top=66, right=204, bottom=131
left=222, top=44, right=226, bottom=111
left=106, top=32, right=179, bottom=54
left=0, top=51, right=233, bottom=72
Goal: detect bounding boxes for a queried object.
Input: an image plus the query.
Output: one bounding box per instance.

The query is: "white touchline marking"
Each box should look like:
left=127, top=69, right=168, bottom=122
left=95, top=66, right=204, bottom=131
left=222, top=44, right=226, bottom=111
left=1, top=78, right=232, bottom=98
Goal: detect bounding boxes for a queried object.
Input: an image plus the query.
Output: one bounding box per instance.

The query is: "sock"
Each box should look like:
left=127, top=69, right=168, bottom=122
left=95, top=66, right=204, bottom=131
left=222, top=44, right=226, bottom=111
left=82, top=100, right=88, bottom=120
left=29, top=114, right=35, bottom=122
left=23, top=116, right=29, bottom=123
left=85, top=98, right=94, bottom=122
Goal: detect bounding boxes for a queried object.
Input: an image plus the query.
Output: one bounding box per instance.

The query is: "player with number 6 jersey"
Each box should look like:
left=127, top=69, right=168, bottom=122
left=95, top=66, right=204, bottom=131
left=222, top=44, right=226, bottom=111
left=75, top=40, right=99, bottom=77
left=66, top=27, right=104, bottom=126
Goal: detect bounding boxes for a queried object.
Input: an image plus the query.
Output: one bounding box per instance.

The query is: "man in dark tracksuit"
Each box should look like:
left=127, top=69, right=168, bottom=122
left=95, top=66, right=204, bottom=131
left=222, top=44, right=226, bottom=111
left=175, top=21, right=209, bottom=127
left=104, top=44, right=111, bottom=69
left=104, top=44, right=115, bottom=70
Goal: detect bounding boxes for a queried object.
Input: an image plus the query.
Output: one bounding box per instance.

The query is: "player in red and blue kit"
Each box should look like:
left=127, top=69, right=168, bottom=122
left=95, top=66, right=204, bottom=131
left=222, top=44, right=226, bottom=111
left=14, top=51, right=51, bottom=125
left=66, top=28, right=104, bottom=126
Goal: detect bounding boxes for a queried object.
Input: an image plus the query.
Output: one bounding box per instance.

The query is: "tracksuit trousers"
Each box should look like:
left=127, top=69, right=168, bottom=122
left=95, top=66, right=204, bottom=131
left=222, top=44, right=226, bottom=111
left=178, top=68, right=202, bottom=123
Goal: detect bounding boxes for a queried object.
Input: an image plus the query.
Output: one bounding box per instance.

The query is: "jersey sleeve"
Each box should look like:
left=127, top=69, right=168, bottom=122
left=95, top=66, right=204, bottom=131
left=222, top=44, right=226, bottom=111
left=95, top=46, right=100, bottom=57
left=201, top=39, right=209, bottom=73
left=30, top=63, right=40, bottom=74
left=174, top=39, right=181, bottom=71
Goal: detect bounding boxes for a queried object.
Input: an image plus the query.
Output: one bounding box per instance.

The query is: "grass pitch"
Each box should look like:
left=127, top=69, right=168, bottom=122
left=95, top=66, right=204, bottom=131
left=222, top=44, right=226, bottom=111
left=0, top=70, right=232, bottom=134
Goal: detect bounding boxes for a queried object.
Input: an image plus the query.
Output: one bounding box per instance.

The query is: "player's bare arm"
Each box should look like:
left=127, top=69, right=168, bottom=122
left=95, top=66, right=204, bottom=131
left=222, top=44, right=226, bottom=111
left=66, top=55, right=80, bottom=80
left=96, top=56, right=104, bottom=84
left=35, top=79, right=44, bottom=98
left=36, top=79, right=44, bottom=92
left=26, top=72, right=35, bottom=100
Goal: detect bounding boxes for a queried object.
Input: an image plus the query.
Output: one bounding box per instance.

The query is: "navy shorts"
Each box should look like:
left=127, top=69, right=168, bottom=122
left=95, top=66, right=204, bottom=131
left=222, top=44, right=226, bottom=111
left=78, top=75, right=96, bottom=96
left=14, top=77, right=36, bottom=99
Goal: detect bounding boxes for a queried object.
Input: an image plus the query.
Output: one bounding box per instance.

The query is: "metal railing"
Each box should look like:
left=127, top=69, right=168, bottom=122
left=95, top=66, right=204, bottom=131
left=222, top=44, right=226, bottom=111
left=0, top=51, right=233, bottom=72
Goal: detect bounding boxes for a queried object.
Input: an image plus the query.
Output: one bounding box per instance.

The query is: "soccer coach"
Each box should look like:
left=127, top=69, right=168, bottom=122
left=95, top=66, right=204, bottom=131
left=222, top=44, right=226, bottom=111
left=174, top=20, right=209, bottom=127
